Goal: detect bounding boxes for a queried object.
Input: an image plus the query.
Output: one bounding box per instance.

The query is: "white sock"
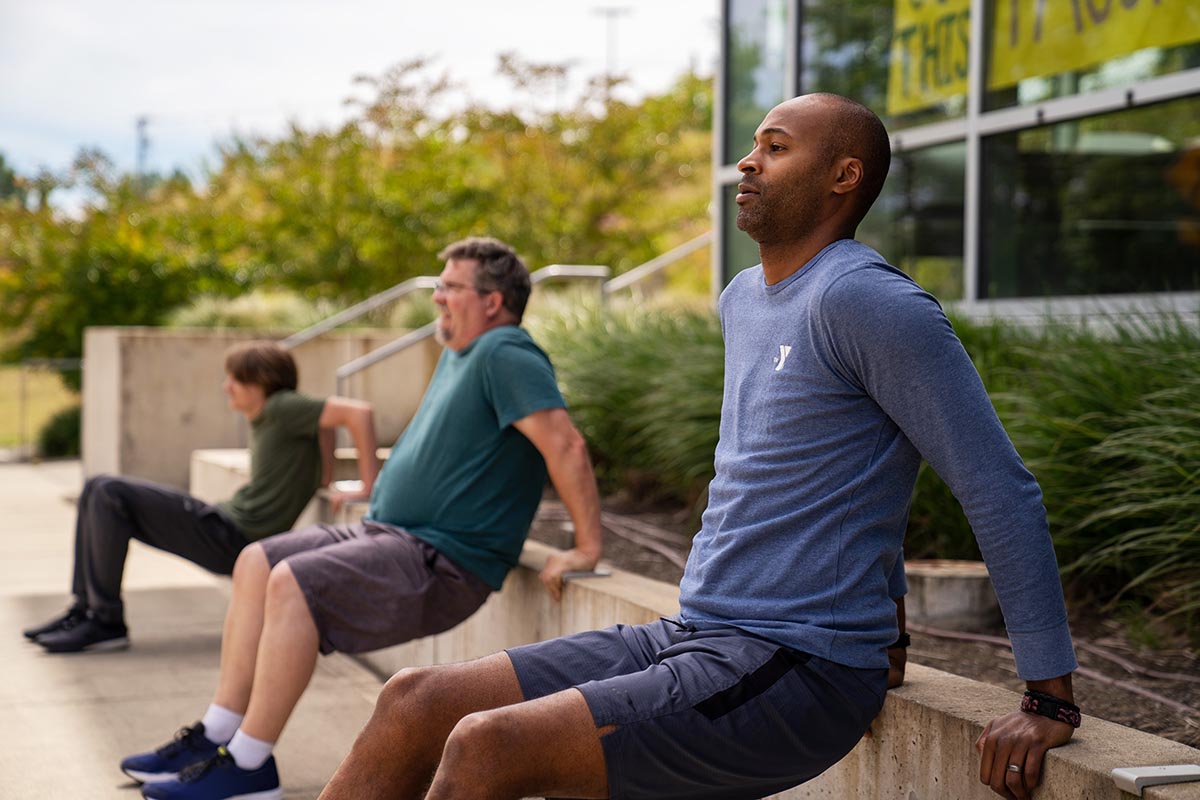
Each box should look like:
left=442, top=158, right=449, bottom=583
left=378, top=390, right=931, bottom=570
left=226, top=729, right=274, bottom=771
left=200, top=704, right=243, bottom=745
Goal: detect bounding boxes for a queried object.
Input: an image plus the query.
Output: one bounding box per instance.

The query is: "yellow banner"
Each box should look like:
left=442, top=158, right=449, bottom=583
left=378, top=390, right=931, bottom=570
left=991, top=0, right=1200, bottom=90
left=886, top=0, right=1200, bottom=115
left=886, top=0, right=971, bottom=116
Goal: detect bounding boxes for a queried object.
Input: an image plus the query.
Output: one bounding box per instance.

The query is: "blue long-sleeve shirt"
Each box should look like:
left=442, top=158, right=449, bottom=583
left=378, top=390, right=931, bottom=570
left=678, top=239, right=1077, bottom=681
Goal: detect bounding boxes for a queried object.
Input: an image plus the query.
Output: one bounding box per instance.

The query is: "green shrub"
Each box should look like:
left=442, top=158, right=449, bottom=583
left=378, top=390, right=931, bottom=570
left=167, top=290, right=335, bottom=331
left=529, top=297, right=722, bottom=508
left=37, top=404, right=81, bottom=458
left=389, top=292, right=438, bottom=330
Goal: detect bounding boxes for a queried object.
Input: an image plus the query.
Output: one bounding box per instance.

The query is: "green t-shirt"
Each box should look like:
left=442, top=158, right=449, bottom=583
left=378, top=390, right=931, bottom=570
left=220, top=389, right=326, bottom=541
left=366, top=326, right=565, bottom=590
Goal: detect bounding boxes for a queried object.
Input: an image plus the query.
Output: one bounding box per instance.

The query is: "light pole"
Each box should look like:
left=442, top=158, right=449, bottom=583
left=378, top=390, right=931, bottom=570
left=592, top=6, right=631, bottom=101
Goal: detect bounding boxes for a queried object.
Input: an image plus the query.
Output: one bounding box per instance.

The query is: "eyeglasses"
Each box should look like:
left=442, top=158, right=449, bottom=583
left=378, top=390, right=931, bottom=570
left=434, top=279, right=484, bottom=294
left=434, top=279, right=495, bottom=296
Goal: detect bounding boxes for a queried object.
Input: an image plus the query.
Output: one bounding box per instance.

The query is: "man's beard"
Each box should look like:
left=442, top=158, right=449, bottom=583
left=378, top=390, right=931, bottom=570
left=735, top=177, right=824, bottom=246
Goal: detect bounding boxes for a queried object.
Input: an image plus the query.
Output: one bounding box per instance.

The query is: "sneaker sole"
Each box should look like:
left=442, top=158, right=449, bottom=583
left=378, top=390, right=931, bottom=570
left=142, top=789, right=283, bottom=800
left=42, top=636, right=130, bottom=654
left=223, top=790, right=283, bottom=800
left=123, top=767, right=178, bottom=783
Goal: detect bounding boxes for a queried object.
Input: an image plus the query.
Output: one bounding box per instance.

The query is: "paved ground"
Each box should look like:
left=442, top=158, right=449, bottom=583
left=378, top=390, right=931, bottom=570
left=0, top=461, right=383, bottom=800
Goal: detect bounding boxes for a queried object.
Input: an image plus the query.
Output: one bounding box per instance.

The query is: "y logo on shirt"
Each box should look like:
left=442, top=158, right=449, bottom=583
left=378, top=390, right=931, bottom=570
left=774, top=345, right=793, bottom=372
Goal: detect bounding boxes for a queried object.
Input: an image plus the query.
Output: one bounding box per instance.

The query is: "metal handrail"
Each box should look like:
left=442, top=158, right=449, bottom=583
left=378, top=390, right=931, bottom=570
left=332, top=264, right=613, bottom=395
left=603, top=231, right=712, bottom=295
left=279, top=275, right=439, bottom=350
left=532, top=264, right=610, bottom=284
left=335, top=321, right=439, bottom=396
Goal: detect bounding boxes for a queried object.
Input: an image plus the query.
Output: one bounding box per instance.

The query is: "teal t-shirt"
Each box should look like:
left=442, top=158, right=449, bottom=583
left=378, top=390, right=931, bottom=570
left=366, top=326, right=565, bottom=589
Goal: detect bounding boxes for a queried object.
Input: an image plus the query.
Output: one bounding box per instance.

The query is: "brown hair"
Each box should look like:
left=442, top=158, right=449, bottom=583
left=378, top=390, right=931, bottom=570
left=438, top=237, right=532, bottom=321
left=224, top=341, right=298, bottom=397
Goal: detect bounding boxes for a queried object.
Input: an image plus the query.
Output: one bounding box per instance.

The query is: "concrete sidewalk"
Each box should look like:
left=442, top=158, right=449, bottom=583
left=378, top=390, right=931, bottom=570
left=0, top=461, right=382, bottom=800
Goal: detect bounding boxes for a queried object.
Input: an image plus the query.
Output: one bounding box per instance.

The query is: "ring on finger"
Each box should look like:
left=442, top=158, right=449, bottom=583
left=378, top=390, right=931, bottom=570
left=1007, top=763, right=1023, bottom=774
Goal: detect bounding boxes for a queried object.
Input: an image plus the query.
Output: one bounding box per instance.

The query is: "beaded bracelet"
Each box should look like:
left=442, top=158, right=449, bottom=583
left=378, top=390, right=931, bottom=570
left=1021, top=690, right=1081, bottom=728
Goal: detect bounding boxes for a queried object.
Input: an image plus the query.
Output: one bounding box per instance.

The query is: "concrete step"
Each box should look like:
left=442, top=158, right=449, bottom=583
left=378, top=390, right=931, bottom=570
left=0, top=461, right=381, bottom=799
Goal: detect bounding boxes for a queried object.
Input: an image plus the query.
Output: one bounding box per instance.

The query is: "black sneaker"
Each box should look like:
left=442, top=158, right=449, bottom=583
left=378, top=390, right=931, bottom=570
left=36, top=614, right=129, bottom=653
left=23, top=603, right=87, bottom=640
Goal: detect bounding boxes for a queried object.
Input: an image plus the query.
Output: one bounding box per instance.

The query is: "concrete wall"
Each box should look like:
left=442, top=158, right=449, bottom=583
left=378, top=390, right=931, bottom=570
left=190, top=452, right=1200, bottom=799
left=366, top=541, right=1200, bottom=800
left=83, top=327, right=440, bottom=489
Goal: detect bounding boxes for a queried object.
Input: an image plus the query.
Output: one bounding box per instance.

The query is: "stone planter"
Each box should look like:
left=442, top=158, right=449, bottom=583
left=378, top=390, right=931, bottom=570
left=904, top=559, right=1002, bottom=631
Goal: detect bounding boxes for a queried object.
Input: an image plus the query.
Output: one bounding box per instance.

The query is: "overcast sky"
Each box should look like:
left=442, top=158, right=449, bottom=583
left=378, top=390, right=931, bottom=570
left=0, top=0, right=719, bottom=179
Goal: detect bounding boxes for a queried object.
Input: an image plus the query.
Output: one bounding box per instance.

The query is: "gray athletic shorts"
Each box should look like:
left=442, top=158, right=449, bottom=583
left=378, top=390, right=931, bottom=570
left=259, top=520, right=492, bottom=655
left=507, top=617, right=887, bottom=800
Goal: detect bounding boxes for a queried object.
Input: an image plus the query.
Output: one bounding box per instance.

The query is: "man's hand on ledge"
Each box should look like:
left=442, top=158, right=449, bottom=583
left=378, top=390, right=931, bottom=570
left=327, top=489, right=370, bottom=515
left=976, top=710, right=1075, bottom=799
left=539, top=547, right=600, bottom=602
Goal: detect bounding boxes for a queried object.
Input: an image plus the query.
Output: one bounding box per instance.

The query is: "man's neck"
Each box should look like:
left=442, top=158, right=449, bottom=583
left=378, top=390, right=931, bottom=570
left=452, top=318, right=518, bottom=352
left=757, top=238, right=840, bottom=284
left=757, top=222, right=855, bottom=285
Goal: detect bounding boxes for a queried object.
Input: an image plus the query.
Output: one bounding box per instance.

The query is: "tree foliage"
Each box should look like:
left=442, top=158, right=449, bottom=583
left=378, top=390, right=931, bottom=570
left=0, top=58, right=713, bottom=361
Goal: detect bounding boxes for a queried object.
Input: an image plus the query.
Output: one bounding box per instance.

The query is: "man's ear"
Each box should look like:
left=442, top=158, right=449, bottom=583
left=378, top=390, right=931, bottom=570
left=832, top=157, right=864, bottom=197
left=484, top=290, right=505, bottom=319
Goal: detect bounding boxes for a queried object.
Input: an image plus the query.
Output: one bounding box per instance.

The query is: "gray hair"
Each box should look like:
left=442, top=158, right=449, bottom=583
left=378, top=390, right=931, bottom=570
left=438, top=237, right=532, bottom=321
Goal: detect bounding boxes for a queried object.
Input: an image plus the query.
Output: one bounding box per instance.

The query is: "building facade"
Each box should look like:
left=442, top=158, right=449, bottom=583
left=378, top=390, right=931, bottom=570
left=713, top=0, right=1200, bottom=318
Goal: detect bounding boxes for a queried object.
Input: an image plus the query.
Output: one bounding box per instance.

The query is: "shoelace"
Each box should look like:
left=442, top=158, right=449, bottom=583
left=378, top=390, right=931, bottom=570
left=155, top=725, right=205, bottom=758
left=179, top=749, right=233, bottom=783
left=57, top=610, right=87, bottom=632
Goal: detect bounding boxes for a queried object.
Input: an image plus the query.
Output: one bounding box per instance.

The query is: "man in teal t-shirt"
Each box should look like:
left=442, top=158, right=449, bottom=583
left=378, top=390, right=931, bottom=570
left=366, top=322, right=566, bottom=589
left=124, top=237, right=604, bottom=799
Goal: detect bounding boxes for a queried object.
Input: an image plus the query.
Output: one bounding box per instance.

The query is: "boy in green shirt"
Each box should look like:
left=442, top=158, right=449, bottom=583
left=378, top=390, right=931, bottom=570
left=23, top=341, right=380, bottom=654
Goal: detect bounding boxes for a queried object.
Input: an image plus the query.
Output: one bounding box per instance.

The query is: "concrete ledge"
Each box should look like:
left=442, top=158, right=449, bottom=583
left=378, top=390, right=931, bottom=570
left=190, top=451, right=1200, bottom=798
left=361, top=542, right=1200, bottom=800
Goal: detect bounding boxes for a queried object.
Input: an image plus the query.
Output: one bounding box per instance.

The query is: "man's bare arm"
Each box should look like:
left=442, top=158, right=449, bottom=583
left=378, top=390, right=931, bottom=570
left=318, top=427, right=336, bottom=488
left=513, top=407, right=603, bottom=601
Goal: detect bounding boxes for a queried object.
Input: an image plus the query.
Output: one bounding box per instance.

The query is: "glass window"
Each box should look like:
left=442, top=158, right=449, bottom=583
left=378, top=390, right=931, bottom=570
left=985, top=0, right=1200, bottom=110
left=801, top=0, right=968, bottom=129
left=725, top=0, right=791, bottom=165
left=721, top=184, right=763, bottom=283
left=859, top=141, right=966, bottom=300
left=980, top=96, right=1200, bottom=299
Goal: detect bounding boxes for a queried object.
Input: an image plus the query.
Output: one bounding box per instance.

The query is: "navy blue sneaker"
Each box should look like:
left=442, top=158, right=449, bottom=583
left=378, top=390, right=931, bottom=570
left=121, top=723, right=221, bottom=784
left=141, top=747, right=282, bottom=800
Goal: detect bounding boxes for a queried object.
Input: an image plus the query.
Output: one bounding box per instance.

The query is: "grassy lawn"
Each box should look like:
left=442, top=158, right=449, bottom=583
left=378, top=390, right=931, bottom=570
left=0, top=366, right=79, bottom=448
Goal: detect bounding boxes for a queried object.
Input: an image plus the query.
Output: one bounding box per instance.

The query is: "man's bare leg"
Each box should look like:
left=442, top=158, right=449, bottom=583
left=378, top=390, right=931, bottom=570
left=236, top=562, right=320, bottom=742
left=211, top=544, right=272, bottom=714
left=320, top=652, right=608, bottom=800
left=429, top=685, right=609, bottom=800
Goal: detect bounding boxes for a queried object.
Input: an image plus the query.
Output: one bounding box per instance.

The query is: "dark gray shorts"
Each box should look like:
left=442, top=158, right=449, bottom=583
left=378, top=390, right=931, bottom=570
left=259, top=520, right=492, bottom=655
left=507, top=618, right=887, bottom=800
